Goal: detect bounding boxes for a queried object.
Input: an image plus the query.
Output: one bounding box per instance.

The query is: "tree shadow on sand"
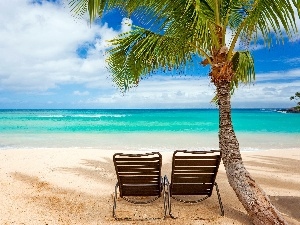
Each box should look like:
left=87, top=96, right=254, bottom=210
left=244, top=156, right=300, bottom=174
left=243, top=155, right=300, bottom=223
left=243, top=155, right=300, bottom=191
left=269, top=196, right=300, bottom=222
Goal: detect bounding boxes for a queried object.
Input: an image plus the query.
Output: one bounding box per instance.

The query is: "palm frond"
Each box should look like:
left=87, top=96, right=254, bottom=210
left=68, top=0, right=123, bottom=22
left=241, top=0, right=297, bottom=45
left=231, top=51, right=255, bottom=91
left=294, top=0, right=300, bottom=15
left=107, top=26, right=201, bottom=92
left=68, top=0, right=89, bottom=20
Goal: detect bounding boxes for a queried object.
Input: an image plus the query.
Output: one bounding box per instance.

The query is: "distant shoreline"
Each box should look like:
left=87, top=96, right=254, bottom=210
left=276, top=107, right=300, bottom=113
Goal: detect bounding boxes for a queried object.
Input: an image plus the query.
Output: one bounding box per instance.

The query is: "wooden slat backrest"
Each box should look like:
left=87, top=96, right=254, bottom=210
left=113, top=152, right=162, bottom=197
left=170, top=150, right=221, bottom=197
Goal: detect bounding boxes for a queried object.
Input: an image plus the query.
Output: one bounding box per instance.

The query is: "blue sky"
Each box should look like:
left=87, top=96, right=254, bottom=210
left=0, top=0, right=300, bottom=109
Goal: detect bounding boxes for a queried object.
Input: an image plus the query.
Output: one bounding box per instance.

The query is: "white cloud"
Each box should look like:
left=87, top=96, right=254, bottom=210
left=231, top=70, right=300, bottom=108
left=69, top=69, right=300, bottom=108
left=72, top=75, right=217, bottom=108
left=73, top=90, right=89, bottom=96
left=284, top=57, right=300, bottom=65
left=255, top=69, right=300, bottom=82
left=121, top=17, right=132, bottom=33
left=0, top=0, right=126, bottom=92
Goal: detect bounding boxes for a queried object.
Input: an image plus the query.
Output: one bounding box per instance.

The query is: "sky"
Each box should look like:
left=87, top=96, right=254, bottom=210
left=0, top=0, right=300, bottom=109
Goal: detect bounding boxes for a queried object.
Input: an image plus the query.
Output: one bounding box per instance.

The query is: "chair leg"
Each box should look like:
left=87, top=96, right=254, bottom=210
left=168, top=197, right=176, bottom=219
left=163, top=177, right=168, bottom=219
left=214, top=182, right=224, bottom=216
left=112, top=182, right=119, bottom=220
left=163, top=176, right=170, bottom=217
left=164, top=176, right=176, bottom=219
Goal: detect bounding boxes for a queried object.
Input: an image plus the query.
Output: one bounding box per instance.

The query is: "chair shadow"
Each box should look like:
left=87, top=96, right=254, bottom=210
left=57, top=157, right=116, bottom=185
left=57, top=157, right=167, bottom=221
left=11, top=172, right=116, bottom=224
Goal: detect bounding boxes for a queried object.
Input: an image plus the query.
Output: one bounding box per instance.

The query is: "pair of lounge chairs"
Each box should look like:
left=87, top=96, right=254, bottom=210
left=112, top=150, right=224, bottom=220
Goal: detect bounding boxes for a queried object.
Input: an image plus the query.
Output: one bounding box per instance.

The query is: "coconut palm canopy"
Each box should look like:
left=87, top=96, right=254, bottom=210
left=69, top=0, right=298, bottom=93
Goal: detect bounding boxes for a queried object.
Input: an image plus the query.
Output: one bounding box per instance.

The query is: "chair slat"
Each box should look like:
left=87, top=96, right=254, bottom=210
left=172, top=166, right=216, bottom=173
left=172, top=175, right=214, bottom=183
left=171, top=183, right=214, bottom=195
left=117, top=165, right=159, bottom=171
left=116, top=164, right=160, bottom=168
left=114, top=161, right=160, bottom=166
left=114, top=157, right=160, bottom=162
left=174, top=155, right=219, bottom=160
left=120, top=176, right=160, bottom=184
left=174, top=159, right=219, bottom=166
left=117, top=172, right=160, bottom=176
left=122, top=185, right=161, bottom=196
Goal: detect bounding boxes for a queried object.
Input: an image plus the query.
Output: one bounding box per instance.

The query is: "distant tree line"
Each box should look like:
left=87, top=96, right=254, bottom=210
left=289, top=92, right=300, bottom=112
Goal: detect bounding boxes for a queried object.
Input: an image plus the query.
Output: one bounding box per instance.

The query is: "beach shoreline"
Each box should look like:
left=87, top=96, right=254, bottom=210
left=0, top=148, right=299, bottom=224
left=1, top=132, right=300, bottom=152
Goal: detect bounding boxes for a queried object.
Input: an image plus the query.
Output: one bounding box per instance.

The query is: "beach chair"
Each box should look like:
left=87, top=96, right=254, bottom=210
left=164, top=150, right=224, bottom=218
left=112, top=152, right=167, bottom=220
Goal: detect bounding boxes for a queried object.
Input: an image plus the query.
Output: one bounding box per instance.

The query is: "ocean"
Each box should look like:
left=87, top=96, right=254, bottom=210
left=0, top=109, right=299, bottom=151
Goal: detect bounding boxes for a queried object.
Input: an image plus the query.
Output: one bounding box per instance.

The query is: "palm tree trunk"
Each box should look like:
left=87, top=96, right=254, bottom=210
left=216, top=80, right=287, bottom=225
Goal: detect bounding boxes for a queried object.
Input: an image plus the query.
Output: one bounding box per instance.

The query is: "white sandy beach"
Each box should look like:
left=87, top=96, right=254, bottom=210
left=0, top=148, right=299, bottom=224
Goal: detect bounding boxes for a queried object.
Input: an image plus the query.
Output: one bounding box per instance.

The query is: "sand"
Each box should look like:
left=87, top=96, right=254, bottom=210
left=0, top=148, right=299, bottom=225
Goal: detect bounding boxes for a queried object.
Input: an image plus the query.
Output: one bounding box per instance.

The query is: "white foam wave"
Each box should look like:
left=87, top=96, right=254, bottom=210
left=37, top=115, right=64, bottom=118
left=71, top=114, right=127, bottom=118
left=37, top=114, right=127, bottom=118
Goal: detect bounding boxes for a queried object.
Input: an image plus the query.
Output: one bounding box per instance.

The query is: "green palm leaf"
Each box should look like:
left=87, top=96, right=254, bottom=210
left=231, top=51, right=255, bottom=91
left=107, top=26, right=198, bottom=92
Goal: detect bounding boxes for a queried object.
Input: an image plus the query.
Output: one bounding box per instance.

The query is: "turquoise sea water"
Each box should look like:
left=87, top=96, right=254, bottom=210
left=0, top=109, right=299, bottom=151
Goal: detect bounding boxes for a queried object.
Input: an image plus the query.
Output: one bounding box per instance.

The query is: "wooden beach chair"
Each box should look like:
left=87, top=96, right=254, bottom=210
left=112, top=152, right=167, bottom=220
left=164, top=150, right=224, bottom=218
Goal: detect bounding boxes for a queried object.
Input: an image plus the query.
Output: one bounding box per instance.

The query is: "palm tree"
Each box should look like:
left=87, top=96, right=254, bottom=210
left=69, top=0, right=299, bottom=224
left=290, top=91, right=300, bottom=105
left=289, top=91, right=300, bottom=112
